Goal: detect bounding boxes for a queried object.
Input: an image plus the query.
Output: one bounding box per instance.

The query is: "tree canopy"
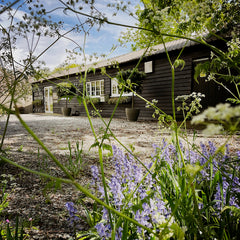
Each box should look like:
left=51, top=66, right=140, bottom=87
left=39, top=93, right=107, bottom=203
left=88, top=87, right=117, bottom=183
left=119, top=0, right=240, bottom=50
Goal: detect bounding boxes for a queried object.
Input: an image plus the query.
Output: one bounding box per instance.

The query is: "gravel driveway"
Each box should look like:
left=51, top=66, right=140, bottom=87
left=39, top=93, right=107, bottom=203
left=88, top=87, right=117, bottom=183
left=0, top=113, right=239, bottom=159
left=0, top=113, right=164, bottom=159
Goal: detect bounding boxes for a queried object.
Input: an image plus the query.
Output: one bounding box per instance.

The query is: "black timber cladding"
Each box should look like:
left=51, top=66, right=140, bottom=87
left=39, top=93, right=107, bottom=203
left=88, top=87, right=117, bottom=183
left=32, top=38, right=231, bottom=120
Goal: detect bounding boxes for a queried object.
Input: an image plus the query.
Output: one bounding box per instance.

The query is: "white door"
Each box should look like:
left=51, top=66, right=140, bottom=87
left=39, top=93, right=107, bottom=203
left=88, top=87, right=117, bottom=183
left=44, top=87, right=53, bottom=113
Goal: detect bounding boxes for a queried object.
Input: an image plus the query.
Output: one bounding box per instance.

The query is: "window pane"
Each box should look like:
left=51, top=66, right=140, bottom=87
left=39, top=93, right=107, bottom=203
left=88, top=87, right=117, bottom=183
left=86, top=82, right=91, bottom=96
left=112, top=85, right=117, bottom=95
left=111, top=79, right=119, bottom=96
left=91, top=82, right=96, bottom=96
left=100, top=80, right=104, bottom=95
left=96, top=81, right=100, bottom=96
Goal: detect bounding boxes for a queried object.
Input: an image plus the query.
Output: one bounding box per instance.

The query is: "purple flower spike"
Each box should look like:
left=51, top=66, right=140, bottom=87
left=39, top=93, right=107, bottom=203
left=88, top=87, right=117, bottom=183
left=91, top=165, right=99, bottom=181
left=65, top=202, right=79, bottom=224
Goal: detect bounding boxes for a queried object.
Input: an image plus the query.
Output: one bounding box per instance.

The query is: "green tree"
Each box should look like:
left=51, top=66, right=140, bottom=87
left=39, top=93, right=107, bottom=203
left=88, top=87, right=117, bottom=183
left=119, top=0, right=240, bottom=50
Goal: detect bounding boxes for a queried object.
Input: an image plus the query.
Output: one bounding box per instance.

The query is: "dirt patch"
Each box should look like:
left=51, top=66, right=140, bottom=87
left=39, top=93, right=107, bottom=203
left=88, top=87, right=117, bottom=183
left=0, top=114, right=239, bottom=239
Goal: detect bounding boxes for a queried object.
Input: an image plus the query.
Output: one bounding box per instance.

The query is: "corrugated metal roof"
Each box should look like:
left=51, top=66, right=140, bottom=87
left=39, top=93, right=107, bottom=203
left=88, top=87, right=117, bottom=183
left=46, top=38, right=199, bottom=80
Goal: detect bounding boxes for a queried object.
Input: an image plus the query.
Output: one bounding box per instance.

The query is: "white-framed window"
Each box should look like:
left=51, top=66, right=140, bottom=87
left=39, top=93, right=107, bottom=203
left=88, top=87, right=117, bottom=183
left=86, top=80, right=104, bottom=97
left=111, top=78, right=132, bottom=97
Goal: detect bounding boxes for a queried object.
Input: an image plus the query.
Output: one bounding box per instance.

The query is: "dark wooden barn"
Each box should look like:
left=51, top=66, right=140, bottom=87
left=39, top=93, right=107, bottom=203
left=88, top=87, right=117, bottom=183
left=32, top=38, right=231, bottom=121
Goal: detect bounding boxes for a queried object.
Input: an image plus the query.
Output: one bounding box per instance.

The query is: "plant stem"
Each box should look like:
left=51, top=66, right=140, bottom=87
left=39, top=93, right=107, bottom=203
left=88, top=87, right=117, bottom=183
left=132, top=91, right=134, bottom=109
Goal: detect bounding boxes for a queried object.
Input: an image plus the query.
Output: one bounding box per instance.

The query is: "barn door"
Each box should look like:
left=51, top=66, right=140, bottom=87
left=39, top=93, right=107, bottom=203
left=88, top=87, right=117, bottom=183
left=44, top=87, right=53, bottom=113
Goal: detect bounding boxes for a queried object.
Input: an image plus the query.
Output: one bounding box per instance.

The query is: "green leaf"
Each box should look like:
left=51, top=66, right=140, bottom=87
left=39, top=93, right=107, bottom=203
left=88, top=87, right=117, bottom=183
left=14, top=216, right=18, bottom=240
left=102, top=144, right=113, bottom=155
left=6, top=224, right=12, bottom=239
left=89, top=142, right=99, bottom=151
left=173, top=59, right=185, bottom=70
left=170, top=222, right=185, bottom=240
left=77, top=96, right=83, bottom=105
left=122, top=219, right=129, bottom=239
left=88, top=67, right=96, bottom=74
left=222, top=206, right=240, bottom=218
left=194, top=62, right=210, bottom=82
left=185, top=164, right=201, bottom=177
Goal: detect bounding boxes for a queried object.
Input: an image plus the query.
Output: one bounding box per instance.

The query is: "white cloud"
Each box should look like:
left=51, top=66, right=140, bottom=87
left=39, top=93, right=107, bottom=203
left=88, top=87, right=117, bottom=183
left=1, top=0, right=139, bottom=70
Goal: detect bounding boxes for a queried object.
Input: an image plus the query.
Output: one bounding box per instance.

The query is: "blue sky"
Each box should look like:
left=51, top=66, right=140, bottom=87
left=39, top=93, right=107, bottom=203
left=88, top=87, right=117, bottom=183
left=0, top=0, right=141, bottom=70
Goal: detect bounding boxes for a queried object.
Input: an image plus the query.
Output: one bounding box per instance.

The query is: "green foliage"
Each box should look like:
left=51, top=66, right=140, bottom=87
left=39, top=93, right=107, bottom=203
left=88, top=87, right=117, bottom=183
left=107, top=96, right=131, bottom=105
left=0, top=217, right=25, bottom=240
left=85, top=97, right=100, bottom=105
left=191, top=103, right=240, bottom=134
left=56, top=82, right=76, bottom=98
left=115, top=68, right=145, bottom=109
left=120, top=0, right=240, bottom=50
left=176, top=92, right=205, bottom=130
left=173, top=59, right=185, bottom=70
left=115, top=68, right=145, bottom=93
left=56, top=82, right=76, bottom=108
left=0, top=174, right=16, bottom=214
left=65, top=141, right=85, bottom=178
left=192, top=38, right=240, bottom=134
left=51, top=63, right=81, bottom=75
left=0, top=176, right=28, bottom=239
left=17, top=145, right=23, bottom=152
left=194, top=38, right=240, bottom=93
left=0, top=185, right=8, bottom=214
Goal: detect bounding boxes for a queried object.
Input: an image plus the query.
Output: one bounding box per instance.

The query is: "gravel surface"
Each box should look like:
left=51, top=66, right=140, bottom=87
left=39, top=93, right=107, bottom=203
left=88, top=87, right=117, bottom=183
left=0, top=113, right=165, bottom=160
left=1, top=113, right=238, bottom=157
left=0, top=113, right=239, bottom=239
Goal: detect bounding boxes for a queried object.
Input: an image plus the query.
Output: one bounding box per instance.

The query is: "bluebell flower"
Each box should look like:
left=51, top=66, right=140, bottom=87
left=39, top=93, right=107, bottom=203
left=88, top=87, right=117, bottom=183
left=109, top=176, right=124, bottom=206
left=115, top=227, right=123, bottom=240
left=134, top=165, right=143, bottom=183
left=90, top=165, right=99, bottom=181
left=223, top=144, right=230, bottom=160
left=138, top=185, right=147, bottom=199
left=237, top=151, right=240, bottom=160
left=102, top=207, right=109, bottom=221
left=134, top=210, right=151, bottom=233
left=95, top=222, right=111, bottom=238
left=208, top=141, right=217, bottom=156
left=65, top=202, right=79, bottom=224
left=214, top=184, right=222, bottom=210
left=229, top=196, right=240, bottom=208
left=186, top=150, right=199, bottom=164
left=200, top=142, right=209, bottom=165
left=98, top=185, right=105, bottom=199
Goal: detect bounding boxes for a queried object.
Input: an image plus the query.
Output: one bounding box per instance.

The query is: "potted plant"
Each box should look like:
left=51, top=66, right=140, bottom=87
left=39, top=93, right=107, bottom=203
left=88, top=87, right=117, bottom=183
left=116, top=68, right=145, bottom=121
left=56, top=82, right=76, bottom=116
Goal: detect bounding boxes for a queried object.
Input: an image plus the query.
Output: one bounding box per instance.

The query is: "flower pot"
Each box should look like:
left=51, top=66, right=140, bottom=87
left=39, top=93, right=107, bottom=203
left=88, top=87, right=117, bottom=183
left=61, top=107, right=71, bottom=116
left=125, top=108, right=140, bottom=122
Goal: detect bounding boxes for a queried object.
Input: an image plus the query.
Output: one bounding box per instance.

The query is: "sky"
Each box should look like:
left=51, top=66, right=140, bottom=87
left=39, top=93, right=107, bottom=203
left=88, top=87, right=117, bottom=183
left=0, top=0, right=141, bottom=71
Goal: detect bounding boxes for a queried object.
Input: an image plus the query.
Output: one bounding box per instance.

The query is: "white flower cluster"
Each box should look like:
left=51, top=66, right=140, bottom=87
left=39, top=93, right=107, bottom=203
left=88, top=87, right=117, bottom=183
left=192, top=103, right=240, bottom=124
left=145, top=99, right=158, bottom=109
left=191, top=103, right=240, bottom=135
left=227, top=38, right=240, bottom=58
left=175, top=92, right=205, bottom=117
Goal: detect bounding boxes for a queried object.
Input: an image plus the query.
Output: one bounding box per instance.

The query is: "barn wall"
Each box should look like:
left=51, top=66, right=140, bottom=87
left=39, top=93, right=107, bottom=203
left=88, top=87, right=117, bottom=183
left=33, top=43, right=227, bottom=120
